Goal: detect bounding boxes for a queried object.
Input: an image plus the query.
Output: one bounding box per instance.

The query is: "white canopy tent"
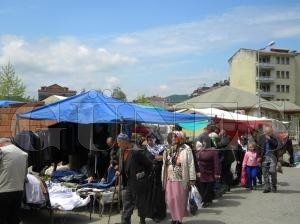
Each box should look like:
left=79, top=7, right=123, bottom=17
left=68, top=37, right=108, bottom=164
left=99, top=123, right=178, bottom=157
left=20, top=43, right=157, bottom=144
left=190, top=108, right=270, bottom=121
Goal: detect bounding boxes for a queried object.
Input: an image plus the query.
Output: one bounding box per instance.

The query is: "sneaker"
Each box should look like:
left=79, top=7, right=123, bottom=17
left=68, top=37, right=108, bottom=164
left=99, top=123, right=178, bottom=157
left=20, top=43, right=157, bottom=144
left=258, top=179, right=263, bottom=185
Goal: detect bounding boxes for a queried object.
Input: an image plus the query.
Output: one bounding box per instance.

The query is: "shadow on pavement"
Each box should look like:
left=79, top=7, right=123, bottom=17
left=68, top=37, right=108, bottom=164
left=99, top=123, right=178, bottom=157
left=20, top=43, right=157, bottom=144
left=184, top=220, right=225, bottom=224
left=276, top=189, right=300, bottom=194
left=277, top=181, right=290, bottom=186
left=212, top=199, right=241, bottom=208
left=197, top=208, right=223, bottom=215
left=221, top=194, right=246, bottom=200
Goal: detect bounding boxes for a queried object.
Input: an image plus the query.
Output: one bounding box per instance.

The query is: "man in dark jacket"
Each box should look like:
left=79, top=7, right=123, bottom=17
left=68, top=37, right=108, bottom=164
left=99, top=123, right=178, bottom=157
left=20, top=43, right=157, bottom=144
left=257, top=126, right=279, bottom=193
left=116, top=133, right=153, bottom=224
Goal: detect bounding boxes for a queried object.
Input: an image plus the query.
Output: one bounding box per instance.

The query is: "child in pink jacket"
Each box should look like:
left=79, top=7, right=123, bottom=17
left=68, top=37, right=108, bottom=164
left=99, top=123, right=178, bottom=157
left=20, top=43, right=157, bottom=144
left=242, top=142, right=258, bottom=190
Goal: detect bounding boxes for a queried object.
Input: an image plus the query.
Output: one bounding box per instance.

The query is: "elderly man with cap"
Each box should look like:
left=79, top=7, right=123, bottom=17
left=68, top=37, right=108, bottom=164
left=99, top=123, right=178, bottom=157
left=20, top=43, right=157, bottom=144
left=162, top=131, right=196, bottom=224
left=116, top=133, right=153, bottom=224
left=0, top=138, right=28, bottom=224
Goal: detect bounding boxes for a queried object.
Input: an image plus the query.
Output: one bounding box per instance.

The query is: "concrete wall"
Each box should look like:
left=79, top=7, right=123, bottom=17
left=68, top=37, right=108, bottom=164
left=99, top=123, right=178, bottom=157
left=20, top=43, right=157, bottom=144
left=229, top=49, right=257, bottom=94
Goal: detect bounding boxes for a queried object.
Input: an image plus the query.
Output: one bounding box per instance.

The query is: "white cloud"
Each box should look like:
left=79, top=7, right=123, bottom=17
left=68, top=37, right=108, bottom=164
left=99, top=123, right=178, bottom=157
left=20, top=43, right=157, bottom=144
left=0, top=4, right=300, bottom=100
left=0, top=36, right=137, bottom=98
left=114, top=36, right=137, bottom=45
left=159, top=85, right=169, bottom=92
left=105, top=76, right=120, bottom=89
left=106, top=5, right=300, bottom=56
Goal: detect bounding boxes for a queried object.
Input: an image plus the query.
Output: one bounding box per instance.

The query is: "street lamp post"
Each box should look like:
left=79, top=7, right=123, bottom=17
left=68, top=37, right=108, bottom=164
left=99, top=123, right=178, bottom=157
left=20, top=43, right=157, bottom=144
left=257, top=40, right=275, bottom=117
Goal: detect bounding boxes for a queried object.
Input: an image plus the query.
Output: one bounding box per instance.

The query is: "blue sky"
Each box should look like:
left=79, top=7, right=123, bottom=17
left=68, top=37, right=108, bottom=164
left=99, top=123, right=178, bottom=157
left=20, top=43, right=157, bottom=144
left=0, top=0, right=300, bottom=100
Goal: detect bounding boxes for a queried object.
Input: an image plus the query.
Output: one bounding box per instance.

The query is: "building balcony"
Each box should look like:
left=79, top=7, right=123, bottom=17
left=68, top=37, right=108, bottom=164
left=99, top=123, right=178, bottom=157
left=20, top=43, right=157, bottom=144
left=257, top=62, right=275, bottom=69
left=256, top=77, right=275, bottom=83
left=256, top=91, right=275, bottom=97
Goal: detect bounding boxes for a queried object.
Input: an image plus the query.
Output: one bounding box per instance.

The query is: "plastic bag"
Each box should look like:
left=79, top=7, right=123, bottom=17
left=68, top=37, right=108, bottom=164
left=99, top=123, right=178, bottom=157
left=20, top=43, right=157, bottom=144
left=231, top=160, right=238, bottom=180
left=187, top=191, right=198, bottom=215
left=190, top=185, right=202, bottom=208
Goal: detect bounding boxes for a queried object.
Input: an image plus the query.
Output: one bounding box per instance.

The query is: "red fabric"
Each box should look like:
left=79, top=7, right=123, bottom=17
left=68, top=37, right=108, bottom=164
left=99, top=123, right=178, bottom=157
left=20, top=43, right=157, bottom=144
left=240, top=167, right=247, bottom=187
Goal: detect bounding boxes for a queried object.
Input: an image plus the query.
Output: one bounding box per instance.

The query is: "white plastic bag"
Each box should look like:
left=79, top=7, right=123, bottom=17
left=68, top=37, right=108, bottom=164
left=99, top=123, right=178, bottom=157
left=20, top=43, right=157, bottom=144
left=190, top=185, right=202, bottom=208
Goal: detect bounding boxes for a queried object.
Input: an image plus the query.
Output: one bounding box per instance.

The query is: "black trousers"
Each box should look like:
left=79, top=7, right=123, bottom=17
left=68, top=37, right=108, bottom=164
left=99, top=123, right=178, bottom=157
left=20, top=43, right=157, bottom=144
left=197, top=182, right=214, bottom=203
left=0, top=191, right=23, bottom=224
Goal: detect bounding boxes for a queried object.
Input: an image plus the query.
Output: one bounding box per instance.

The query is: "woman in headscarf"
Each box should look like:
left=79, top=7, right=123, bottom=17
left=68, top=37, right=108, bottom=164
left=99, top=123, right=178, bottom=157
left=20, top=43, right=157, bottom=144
left=144, top=134, right=166, bottom=222
left=162, top=131, right=196, bottom=224
left=194, top=134, right=220, bottom=208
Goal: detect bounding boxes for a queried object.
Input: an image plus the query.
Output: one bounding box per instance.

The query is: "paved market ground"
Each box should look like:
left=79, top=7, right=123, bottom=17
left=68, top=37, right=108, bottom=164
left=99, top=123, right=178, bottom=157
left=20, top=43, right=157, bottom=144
left=21, top=166, right=300, bottom=224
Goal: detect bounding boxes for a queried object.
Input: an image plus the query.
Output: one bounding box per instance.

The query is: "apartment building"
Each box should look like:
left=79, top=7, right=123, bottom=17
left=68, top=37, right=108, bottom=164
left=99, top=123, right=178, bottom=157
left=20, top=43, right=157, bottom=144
left=229, top=48, right=300, bottom=106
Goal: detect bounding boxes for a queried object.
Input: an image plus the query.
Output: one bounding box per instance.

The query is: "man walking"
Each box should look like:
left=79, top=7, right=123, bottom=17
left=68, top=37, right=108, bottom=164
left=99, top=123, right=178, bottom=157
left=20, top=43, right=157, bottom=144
left=116, top=133, right=153, bottom=224
left=257, top=127, right=279, bottom=193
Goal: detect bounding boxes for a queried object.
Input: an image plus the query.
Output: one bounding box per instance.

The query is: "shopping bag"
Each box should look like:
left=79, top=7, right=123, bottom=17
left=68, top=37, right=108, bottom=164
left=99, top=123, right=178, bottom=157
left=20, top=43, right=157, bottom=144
left=231, top=160, right=238, bottom=180
left=190, top=185, right=202, bottom=208
left=283, top=152, right=290, bottom=164
left=187, top=190, right=198, bottom=215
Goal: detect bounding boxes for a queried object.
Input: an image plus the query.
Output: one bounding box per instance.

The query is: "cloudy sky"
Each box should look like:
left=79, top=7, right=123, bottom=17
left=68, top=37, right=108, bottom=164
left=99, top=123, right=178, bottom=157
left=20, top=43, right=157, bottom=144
left=0, top=0, right=300, bottom=100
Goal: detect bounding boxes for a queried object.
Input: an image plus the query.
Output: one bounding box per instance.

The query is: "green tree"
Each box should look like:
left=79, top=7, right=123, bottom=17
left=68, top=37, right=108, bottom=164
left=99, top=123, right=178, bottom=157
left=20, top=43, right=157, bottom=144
left=112, top=87, right=127, bottom=101
left=0, top=62, right=26, bottom=101
left=133, top=94, right=151, bottom=105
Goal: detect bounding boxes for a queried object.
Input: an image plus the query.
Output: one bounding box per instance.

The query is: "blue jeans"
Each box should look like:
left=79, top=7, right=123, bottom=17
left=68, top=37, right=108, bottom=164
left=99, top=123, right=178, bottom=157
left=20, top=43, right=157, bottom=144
left=246, top=166, right=257, bottom=189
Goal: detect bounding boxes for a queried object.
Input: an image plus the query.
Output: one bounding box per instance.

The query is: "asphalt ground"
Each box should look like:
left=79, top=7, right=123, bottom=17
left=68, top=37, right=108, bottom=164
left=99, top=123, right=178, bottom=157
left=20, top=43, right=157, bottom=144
left=20, top=166, right=300, bottom=224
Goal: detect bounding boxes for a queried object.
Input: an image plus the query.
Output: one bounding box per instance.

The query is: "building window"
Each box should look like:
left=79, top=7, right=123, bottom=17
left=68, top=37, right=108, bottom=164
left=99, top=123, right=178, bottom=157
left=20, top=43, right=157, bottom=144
left=276, top=57, right=280, bottom=64
left=276, top=85, right=280, bottom=92
left=286, top=71, right=289, bottom=79
left=281, top=85, right=285, bottom=92
left=281, top=57, right=285, bottom=64
left=286, top=57, right=290, bottom=65
left=286, top=85, right=290, bottom=93
left=276, top=71, right=280, bottom=78
left=281, top=71, right=285, bottom=79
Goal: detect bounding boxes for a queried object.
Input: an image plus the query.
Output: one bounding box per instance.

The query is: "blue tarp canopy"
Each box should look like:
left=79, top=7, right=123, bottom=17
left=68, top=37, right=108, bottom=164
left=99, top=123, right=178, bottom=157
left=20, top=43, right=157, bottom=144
left=17, top=90, right=209, bottom=125
left=0, top=100, right=23, bottom=107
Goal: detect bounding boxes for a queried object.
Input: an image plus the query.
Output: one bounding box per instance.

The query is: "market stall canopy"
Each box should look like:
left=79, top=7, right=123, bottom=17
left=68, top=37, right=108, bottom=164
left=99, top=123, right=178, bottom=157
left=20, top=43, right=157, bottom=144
left=17, top=90, right=210, bottom=125
left=0, top=100, right=23, bottom=107
left=190, top=108, right=270, bottom=121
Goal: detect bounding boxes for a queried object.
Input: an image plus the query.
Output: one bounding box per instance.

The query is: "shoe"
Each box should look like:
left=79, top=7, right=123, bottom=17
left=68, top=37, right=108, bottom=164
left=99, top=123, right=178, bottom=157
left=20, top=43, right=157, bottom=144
left=271, top=186, right=277, bottom=193
left=253, top=186, right=257, bottom=190
left=263, top=189, right=270, bottom=193
left=139, top=217, right=146, bottom=224
left=153, top=218, right=160, bottom=223
left=202, top=202, right=210, bottom=208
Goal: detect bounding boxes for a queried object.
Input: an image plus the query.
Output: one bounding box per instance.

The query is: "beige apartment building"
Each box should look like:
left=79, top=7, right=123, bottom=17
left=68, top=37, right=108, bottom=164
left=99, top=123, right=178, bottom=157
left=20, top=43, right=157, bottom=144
left=229, top=48, right=300, bottom=106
